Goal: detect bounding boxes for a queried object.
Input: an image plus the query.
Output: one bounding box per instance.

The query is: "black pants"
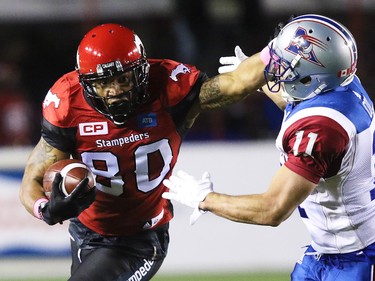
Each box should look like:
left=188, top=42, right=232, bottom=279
left=68, top=218, right=169, bottom=281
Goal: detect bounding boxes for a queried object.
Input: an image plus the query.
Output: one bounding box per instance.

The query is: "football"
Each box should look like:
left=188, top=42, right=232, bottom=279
left=42, top=159, right=96, bottom=198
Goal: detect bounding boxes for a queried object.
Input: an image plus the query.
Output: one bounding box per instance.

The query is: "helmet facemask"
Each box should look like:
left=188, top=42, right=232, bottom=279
left=264, top=44, right=300, bottom=93
left=264, top=48, right=327, bottom=102
left=79, top=58, right=150, bottom=126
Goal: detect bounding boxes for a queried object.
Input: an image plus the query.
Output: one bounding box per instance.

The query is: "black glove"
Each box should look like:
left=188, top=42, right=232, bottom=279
left=40, top=173, right=96, bottom=225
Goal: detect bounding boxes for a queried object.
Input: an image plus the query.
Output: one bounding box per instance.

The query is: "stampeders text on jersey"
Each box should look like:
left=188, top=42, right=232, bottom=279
left=96, top=132, right=150, bottom=147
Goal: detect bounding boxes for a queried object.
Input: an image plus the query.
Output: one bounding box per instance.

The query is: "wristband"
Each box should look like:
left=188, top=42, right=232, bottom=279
left=33, top=198, right=49, bottom=220
left=260, top=45, right=271, bottom=65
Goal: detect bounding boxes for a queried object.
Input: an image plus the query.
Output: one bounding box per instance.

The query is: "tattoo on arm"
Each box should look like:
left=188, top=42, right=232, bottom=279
left=41, top=139, right=59, bottom=164
left=199, top=76, right=243, bottom=110
left=199, top=77, right=226, bottom=109
left=199, top=77, right=220, bottom=104
left=33, top=139, right=63, bottom=183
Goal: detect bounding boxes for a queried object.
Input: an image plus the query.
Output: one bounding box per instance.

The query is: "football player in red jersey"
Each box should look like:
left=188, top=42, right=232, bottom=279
left=19, top=23, right=266, bottom=280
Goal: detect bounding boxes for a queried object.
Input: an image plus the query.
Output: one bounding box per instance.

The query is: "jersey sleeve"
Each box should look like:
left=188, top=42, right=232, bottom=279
left=282, top=116, right=350, bottom=184
left=41, top=72, right=81, bottom=152
left=42, top=72, right=82, bottom=126
left=148, top=59, right=207, bottom=107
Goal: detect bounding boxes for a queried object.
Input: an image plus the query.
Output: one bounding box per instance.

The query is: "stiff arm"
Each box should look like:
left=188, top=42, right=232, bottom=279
left=184, top=52, right=266, bottom=129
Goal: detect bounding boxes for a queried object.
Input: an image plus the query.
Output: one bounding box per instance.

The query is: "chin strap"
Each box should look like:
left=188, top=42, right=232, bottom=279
left=340, top=71, right=356, bottom=87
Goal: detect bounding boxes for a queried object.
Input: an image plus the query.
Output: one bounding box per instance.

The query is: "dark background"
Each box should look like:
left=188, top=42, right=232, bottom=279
left=0, top=0, right=373, bottom=145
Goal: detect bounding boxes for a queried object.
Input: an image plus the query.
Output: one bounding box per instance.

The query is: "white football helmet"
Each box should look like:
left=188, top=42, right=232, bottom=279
left=264, top=14, right=358, bottom=102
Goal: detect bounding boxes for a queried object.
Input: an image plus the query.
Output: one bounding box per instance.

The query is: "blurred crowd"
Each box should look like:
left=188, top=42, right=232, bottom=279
left=0, top=0, right=374, bottom=146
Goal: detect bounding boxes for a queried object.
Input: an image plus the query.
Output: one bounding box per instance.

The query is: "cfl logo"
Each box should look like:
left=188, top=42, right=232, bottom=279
left=79, top=122, right=108, bottom=136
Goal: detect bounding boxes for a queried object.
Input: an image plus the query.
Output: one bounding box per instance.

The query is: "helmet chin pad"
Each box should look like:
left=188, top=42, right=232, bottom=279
left=107, top=100, right=131, bottom=116
left=106, top=99, right=132, bottom=125
left=111, top=113, right=129, bottom=126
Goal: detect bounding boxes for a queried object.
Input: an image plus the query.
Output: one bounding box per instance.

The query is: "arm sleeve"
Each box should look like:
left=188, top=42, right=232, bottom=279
left=283, top=116, right=350, bottom=184
left=41, top=117, right=76, bottom=153
left=167, top=72, right=208, bottom=137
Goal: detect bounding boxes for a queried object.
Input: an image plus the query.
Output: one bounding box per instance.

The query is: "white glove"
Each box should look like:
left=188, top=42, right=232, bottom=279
left=162, top=170, right=214, bottom=225
left=218, top=46, right=248, bottom=74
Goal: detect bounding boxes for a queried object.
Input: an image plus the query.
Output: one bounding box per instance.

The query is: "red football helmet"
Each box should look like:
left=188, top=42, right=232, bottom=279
left=76, top=23, right=150, bottom=125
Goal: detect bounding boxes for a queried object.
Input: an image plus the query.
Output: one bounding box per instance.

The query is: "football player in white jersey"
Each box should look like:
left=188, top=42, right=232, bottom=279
left=162, top=14, right=375, bottom=281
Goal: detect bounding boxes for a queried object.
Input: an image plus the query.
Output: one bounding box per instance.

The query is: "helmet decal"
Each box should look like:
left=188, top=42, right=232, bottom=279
left=295, top=14, right=357, bottom=61
left=134, top=34, right=145, bottom=57
left=96, top=60, right=124, bottom=76
left=291, top=14, right=357, bottom=70
left=285, top=27, right=326, bottom=67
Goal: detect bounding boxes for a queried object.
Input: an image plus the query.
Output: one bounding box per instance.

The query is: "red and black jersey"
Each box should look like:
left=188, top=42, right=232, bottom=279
left=41, top=59, right=207, bottom=236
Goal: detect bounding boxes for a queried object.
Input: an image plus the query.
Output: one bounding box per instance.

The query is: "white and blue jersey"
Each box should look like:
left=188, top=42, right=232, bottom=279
left=276, top=75, right=375, bottom=254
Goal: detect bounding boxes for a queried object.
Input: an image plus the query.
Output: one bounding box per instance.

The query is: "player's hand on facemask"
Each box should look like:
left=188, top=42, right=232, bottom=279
left=218, top=46, right=248, bottom=74
left=163, top=170, right=214, bottom=225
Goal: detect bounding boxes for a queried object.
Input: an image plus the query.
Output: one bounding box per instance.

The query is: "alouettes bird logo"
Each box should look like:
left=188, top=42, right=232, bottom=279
left=285, top=27, right=327, bottom=67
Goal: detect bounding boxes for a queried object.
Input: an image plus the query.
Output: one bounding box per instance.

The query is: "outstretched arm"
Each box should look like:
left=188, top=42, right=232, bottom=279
left=183, top=52, right=266, bottom=129
left=199, top=52, right=265, bottom=110
left=217, top=45, right=287, bottom=111
left=200, top=165, right=315, bottom=226
left=163, top=165, right=316, bottom=226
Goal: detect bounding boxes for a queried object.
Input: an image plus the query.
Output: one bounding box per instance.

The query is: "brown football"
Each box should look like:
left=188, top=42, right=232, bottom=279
left=42, top=159, right=96, bottom=198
